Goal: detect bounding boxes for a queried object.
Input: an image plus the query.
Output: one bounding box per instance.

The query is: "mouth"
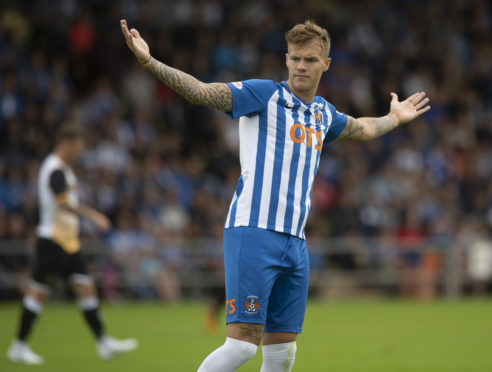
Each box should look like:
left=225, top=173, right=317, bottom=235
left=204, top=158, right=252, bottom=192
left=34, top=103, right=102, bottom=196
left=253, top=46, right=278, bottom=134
left=294, top=75, right=309, bottom=80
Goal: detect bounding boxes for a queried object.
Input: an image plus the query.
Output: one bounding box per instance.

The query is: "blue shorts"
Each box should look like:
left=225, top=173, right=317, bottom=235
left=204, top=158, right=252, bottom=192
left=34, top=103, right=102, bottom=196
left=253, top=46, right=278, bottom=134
left=224, top=226, right=309, bottom=333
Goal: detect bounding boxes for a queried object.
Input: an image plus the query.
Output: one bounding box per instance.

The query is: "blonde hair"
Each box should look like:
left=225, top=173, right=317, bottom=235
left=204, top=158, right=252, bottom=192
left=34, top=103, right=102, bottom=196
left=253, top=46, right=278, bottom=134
left=285, top=20, right=331, bottom=58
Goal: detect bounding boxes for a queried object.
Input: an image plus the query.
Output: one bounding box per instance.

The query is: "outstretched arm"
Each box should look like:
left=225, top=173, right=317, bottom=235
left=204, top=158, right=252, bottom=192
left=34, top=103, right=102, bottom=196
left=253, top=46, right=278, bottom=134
left=120, top=19, right=232, bottom=112
left=61, top=203, right=111, bottom=232
left=338, top=92, right=430, bottom=141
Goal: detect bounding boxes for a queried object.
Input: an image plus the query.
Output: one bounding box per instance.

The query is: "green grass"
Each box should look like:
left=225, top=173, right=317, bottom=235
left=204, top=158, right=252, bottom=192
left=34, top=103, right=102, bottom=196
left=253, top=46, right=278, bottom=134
left=1, top=299, right=491, bottom=371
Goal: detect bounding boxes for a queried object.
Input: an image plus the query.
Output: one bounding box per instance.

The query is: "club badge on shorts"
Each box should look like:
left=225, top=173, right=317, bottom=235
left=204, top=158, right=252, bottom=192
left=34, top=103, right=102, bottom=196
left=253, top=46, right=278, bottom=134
left=245, top=295, right=260, bottom=314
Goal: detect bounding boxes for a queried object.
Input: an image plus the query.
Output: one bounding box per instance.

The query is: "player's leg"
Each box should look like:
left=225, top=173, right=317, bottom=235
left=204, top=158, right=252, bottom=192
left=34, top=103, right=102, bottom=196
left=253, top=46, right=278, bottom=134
left=71, top=273, right=105, bottom=340
left=204, top=285, right=225, bottom=334
left=260, top=237, right=309, bottom=372
left=69, top=253, right=137, bottom=361
left=198, top=322, right=263, bottom=372
left=261, top=333, right=298, bottom=372
left=7, top=284, right=50, bottom=365
left=198, top=227, right=283, bottom=372
left=7, top=239, right=54, bottom=365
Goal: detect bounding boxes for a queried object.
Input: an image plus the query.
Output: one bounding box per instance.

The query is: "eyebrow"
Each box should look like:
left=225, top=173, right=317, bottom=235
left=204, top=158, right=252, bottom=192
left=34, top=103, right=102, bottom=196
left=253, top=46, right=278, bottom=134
left=289, top=54, right=320, bottom=59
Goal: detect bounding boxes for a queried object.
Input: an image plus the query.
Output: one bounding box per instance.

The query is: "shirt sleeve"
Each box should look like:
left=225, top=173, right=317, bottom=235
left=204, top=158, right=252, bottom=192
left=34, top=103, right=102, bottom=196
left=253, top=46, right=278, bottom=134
left=325, top=102, right=348, bottom=142
left=49, top=169, right=67, bottom=196
left=226, top=79, right=278, bottom=119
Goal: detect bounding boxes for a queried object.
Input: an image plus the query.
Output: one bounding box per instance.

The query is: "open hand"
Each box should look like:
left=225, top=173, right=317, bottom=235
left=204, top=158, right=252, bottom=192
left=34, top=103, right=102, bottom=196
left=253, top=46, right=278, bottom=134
left=120, top=19, right=151, bottom=65
left=91, top=211, right=112, bottom=232
left=390, top=92, right=430, bottom=125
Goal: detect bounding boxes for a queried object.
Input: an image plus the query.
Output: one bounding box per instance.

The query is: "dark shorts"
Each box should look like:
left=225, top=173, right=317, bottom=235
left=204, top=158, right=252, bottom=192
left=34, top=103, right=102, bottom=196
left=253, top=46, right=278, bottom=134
left=31, top=238, right=88, bottom=290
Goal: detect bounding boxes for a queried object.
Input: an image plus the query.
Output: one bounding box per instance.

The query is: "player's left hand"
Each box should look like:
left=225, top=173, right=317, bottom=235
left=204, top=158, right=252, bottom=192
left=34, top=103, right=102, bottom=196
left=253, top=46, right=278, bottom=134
left=120, top=19, right=151, bottom=66
left=389, top=92, right=430, bottom=125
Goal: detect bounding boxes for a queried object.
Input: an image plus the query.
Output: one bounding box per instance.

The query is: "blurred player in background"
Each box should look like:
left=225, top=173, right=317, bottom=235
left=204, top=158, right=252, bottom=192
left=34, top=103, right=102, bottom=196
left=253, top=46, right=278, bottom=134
left=121, top=19, right=430, bottom=372
left=7, top=125, right=138, bottom=365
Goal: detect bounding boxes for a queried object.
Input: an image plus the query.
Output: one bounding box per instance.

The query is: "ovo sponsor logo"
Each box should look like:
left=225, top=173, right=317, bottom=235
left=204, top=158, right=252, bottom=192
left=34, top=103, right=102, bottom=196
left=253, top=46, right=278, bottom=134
left=290, top=123, right=323, bottom=151
left=225, top=298, right=236, bottom=315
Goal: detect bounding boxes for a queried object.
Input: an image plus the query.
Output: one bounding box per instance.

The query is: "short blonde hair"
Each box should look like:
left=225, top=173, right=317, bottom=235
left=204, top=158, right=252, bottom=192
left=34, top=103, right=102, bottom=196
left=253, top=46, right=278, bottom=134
left=285, top=20, right=331, bottom=58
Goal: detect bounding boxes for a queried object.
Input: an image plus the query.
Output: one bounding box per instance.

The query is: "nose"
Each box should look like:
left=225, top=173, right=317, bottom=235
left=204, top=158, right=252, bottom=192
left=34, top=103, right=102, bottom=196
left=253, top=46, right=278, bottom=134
left=296, top=60, right=307, bottom=72
left=296, top=60, right=306, bottom=71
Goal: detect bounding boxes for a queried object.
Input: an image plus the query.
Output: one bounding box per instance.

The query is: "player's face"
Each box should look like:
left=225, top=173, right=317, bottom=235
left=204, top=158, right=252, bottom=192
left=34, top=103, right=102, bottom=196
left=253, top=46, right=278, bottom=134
left=67, top=138, right=85, bottom=163
left=286, top=41, right=331, bottom=97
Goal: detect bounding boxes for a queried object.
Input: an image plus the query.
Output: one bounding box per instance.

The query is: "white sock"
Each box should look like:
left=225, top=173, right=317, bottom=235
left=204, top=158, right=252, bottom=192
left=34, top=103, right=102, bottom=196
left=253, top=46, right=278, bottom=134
left=76, top=297, right=99, bottom=310
left=23, top=295, right=43, bottom=314
left=260, top=341, right=297, bottom=372
left=197, top=337, right=257, bottom=372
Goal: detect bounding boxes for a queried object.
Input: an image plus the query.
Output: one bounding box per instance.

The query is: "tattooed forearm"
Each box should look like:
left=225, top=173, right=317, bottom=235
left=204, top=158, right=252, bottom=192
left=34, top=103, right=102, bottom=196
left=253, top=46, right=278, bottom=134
left=144, top=57, right=232, bottom=112
left=338, top=116, right=366, bottom=141
left=338, top=114, right=399, bottom=141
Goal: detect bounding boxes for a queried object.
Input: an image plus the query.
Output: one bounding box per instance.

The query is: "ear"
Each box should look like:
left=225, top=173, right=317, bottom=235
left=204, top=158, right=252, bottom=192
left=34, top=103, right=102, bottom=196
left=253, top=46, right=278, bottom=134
left=285, top=53, right=289, bottom=66
left=324, top=57, right=332, bottom=72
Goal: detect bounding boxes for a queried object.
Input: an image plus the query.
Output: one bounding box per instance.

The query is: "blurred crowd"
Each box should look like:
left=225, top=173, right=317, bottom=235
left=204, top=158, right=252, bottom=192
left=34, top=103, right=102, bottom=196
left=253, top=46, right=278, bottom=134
left=1, top=0, right=491, bottom=299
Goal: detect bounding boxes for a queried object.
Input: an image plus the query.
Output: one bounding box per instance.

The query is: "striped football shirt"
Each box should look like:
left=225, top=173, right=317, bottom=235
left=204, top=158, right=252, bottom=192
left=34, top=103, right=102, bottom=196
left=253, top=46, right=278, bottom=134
left=224, top=79, right=347, bottom=239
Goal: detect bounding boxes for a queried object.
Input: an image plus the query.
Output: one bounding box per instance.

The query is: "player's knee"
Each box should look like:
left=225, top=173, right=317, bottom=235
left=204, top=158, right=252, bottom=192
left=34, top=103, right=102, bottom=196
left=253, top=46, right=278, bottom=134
left=70, top=273, right=94, bottom=286
left=263, top=332, right=297, bottom=345
left=261, top=341, right=297, bottom=372
left=28, top=280, right=51, bottom=302
left=197, top=337, right=258, bottom=372
left=76, top=296, right=99, bottom=311
left=23, top=295, right=44, bottom=314
left=27, top=288, right=49, bottom=304
left=70, top=274, right=96, bottom=297
left=227, top=322, right=264, bottom=345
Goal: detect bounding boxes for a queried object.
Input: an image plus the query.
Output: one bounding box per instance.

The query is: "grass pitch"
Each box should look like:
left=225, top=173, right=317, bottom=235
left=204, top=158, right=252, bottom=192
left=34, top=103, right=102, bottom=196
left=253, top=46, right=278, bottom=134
left=0, top=299, right=491, bottom=371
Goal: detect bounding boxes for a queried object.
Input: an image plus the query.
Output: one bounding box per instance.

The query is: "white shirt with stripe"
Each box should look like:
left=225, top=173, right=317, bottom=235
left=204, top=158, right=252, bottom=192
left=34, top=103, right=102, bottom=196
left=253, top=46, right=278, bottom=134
left=37, top=153, right=80, bottom=253
left=225, top=79, right=347, bottom=239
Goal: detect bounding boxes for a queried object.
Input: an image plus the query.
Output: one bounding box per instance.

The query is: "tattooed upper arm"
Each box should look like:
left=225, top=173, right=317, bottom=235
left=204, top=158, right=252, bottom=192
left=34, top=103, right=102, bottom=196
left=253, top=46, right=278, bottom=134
left=146, top=57, right=232, bottom=112
left=337, top=116, right=367, bottom=141
left=200, top=83, right=233, bottom=112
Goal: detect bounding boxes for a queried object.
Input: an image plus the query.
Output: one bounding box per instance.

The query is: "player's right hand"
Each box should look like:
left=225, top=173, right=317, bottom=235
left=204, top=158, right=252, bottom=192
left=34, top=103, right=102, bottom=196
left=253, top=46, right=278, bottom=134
left=92, top=212, right=112, bottom=232
left=120, top=19, right=151, bottom=66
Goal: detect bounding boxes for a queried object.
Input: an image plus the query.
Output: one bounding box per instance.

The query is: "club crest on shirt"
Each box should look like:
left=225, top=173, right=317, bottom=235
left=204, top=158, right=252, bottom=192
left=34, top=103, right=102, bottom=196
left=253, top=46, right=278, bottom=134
left=245, top=295, right=260, bottom=314
left=314, top=106, right=323, bottom=124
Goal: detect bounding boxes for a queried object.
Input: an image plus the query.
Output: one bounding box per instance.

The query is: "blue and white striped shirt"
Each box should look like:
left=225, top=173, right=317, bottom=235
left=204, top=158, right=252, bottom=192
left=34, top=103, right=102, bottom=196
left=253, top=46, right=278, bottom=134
left=225, top=79, right=347, bottom=239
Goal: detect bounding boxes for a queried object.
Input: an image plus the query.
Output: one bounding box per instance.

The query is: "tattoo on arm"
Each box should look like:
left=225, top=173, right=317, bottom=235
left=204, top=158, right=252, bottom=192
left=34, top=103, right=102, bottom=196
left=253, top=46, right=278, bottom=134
left=338, top=116, right=366, bottom=141
left=146, top=57, right=232, bottom=112
left=338, top=114, right=399, bottom=141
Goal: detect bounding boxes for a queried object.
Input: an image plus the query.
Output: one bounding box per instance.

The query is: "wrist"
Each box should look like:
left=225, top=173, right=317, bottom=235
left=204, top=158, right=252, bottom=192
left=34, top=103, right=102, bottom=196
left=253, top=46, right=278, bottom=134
left=140, top=55, right=152, bottom=67
left=388, top=112, right=400, bottom=126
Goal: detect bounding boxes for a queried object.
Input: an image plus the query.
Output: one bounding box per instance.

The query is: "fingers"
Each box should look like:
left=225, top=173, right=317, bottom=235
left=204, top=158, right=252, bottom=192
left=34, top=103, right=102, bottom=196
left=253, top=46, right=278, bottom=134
left=408, top=92, right=426, bottom=104
left=410, top=92, right=430, bottom=116
left=120, top=19, right=142, bottom=44
left=417, top=105, right=431, bottom=115
left=390, top=92, right=398, bottom=102
left=120, top=19, right=129, bottom=35
left=406, top=92, right=420, bottom=103
left=131, top=28, right=141, bottom=38
left=415, top=97, right=429, bottom=110
left=120, top=19, right=133, bottom=42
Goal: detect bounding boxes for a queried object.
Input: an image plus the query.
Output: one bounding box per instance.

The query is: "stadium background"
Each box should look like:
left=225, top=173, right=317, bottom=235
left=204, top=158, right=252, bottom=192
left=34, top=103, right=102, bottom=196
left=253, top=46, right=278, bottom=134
left=0, top=0, right=491, bottom=371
